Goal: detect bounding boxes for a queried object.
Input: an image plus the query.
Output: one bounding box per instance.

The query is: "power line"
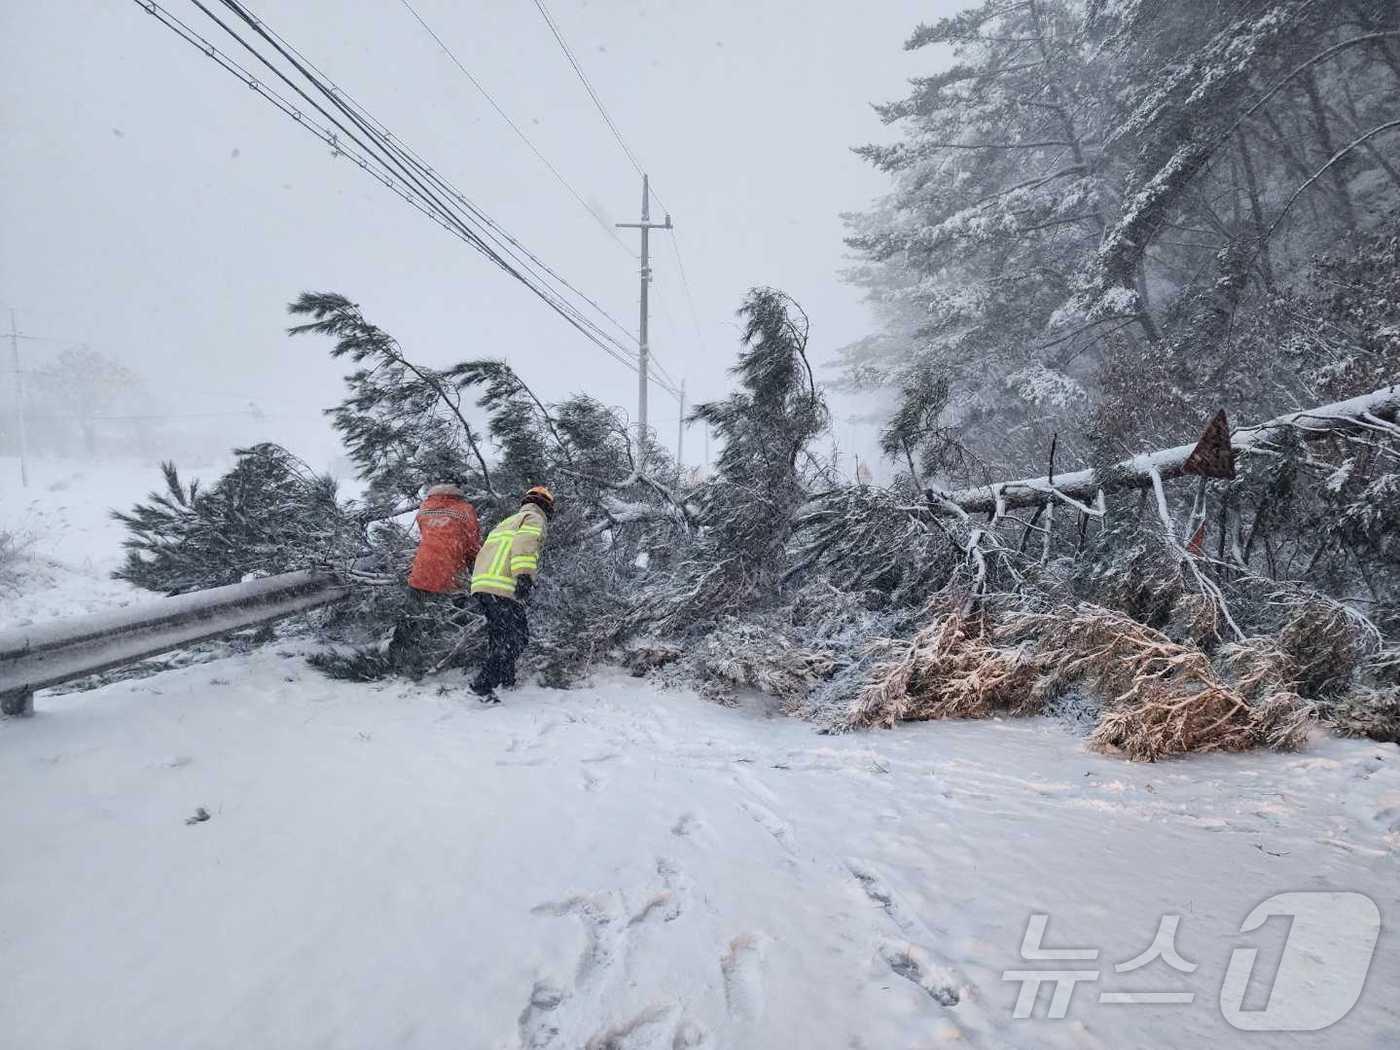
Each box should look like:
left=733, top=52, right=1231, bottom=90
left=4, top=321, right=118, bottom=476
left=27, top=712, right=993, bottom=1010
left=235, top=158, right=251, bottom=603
left=9, top=334, right=90, bottom=346
left=666, top=228, right=707, bottom=355
left=528, top=0, right=644, bottom=177
left=228, top=0, right=646, bottom=360
left=395, top=0, right=637, bottom=261
left=138, top=0, right=682, bottom=401
left=522, top=0, right=699, bottom=389
left=175, top=0, right=644, bottom=377
left=227, top=0, right=679, bottom=395
left=639, top=183, right=706, bottom=362
left=134, top=0, right=674, bottom=394
left=250, top=1, right=682, bottom=406
left=208, top=0, right=625, bottom=356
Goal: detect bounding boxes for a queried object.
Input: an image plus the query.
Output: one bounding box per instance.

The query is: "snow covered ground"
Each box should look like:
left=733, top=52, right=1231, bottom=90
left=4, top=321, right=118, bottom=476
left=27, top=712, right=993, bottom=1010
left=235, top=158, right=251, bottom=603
left=3, top=661, right=1398, bottom=1049
left=0, top=456, right=188, bottom=624
left=3, top=455, right=1399, bottom=1048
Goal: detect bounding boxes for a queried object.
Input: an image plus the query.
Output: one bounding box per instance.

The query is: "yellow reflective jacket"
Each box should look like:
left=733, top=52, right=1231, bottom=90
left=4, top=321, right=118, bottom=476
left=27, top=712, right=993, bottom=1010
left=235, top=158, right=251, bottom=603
left=470, top=502, right=548, bottom=599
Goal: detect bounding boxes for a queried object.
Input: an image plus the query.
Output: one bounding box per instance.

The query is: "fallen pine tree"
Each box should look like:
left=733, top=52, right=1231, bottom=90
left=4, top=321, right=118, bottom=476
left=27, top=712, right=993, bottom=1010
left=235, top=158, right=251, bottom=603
left=844, top=603, right=1314, bottom=761
left=780, top=380, right=1400, bottom=752
left=928, top=385, right=1400, bottom=517
left=110, top=290, right=1400, bottom=758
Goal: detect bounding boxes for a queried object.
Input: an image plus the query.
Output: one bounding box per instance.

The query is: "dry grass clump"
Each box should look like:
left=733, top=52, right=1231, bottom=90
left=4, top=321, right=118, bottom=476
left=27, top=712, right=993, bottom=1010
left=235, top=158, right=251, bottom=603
left=845, top=610, right=1046, bottom=730
left=849, top=602, right=1314, bottom=760
left=1005, top=606, right=1309, bottom=760
left=0, top=528, right=30, bottom=590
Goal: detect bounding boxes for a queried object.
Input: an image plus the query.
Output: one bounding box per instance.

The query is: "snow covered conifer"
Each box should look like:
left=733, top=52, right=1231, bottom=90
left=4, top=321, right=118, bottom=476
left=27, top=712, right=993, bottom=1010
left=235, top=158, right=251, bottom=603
left=690, top=287, right=827, bottom=572
left=113, top=444, right=350, bottom=594
left=843, top=0, right=1122, bottom=473
left=286, top=292, right=496, bottom=507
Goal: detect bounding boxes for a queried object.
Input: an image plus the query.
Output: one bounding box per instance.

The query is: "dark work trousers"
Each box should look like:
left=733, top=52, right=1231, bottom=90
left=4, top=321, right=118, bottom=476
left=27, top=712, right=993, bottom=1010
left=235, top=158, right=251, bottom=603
left=473, top=593, right=529, bottom=692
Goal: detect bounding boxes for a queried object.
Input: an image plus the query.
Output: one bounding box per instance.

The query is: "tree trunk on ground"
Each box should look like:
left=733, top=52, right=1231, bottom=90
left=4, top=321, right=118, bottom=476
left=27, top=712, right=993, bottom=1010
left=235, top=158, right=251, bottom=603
left=929, top=386, right=1400, bottom=516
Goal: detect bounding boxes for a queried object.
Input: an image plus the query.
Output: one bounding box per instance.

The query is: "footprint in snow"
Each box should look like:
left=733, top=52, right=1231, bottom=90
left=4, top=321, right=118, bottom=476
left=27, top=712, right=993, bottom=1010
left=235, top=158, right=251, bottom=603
left=583, top=1002, right=674, bottom=1050
left=627, top=889, right=680, bottom=927
left=531, top=894, right=624, bottom=987
left=847, top=860, right=895, bottom=912
left=720, top=933, right=767, bottom=1023
left=627, top=857, right=689, bottom=926
left=518, top=979, right=567, bottom=1049
left=739, top=799, right=795, bottom=852
left=878, top=940, right=961, bottom=1006
left=670, top=1018, right=709, bottom=1047
left=671, top=812, right=699, bottom=838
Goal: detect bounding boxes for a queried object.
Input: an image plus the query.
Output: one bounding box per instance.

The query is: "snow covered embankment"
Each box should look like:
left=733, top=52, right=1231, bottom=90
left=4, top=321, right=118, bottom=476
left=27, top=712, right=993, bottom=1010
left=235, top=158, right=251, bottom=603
left=2, top=651, right=1398, bottom=1049
left=0, top=458, right=151, bottom=625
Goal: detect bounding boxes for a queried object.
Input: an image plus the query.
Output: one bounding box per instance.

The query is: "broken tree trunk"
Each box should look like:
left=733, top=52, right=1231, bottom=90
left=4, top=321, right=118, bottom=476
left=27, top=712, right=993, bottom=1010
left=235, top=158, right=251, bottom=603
left=930, top=385, right=1400, bottom=517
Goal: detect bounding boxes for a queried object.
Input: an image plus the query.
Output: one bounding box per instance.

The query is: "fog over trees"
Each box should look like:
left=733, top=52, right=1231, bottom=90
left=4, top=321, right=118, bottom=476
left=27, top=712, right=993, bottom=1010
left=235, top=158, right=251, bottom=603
left=839, top=0, right=1398, bottom=484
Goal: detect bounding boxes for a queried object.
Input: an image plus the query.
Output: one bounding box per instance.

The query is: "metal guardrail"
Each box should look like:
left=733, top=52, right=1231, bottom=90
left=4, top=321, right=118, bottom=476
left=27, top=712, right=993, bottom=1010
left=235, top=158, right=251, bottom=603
left=0, top=570, right=349, bottom=716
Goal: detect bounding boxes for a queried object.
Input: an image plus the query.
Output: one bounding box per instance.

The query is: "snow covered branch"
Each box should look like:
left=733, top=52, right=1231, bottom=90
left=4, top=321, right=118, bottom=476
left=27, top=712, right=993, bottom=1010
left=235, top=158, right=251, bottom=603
left=932, top=385, right=1400, bottom=517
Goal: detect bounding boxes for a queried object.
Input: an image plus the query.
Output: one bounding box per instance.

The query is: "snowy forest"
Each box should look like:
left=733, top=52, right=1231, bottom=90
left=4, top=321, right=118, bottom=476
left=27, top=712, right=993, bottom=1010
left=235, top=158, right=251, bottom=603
left=110, top=0, right=1400, bottom=759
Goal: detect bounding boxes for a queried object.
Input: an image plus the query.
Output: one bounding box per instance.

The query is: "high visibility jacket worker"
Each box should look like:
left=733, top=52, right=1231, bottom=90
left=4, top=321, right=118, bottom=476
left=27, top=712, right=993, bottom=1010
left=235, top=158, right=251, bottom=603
left=470, top=501, right=548, bottom=600
left=407, top=484, right=481, bottom=594
left=470, top=486, right=554, bottom=703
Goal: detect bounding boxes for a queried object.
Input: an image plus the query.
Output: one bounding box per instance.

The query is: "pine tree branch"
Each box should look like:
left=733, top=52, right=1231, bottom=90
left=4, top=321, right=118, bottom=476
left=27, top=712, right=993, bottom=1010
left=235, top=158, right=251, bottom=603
left=1261, top=120, right=1400, bottom=244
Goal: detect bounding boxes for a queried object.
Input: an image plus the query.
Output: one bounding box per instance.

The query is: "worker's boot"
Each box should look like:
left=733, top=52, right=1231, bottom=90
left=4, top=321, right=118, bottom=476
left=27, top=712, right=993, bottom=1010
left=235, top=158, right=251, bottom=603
left=469, top=674, right=500, bottom=704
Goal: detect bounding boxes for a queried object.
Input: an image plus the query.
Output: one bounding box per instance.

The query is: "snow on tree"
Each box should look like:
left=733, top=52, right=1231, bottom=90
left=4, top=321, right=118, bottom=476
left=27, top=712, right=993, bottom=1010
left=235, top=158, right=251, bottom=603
left=842, top=0, right=1132, bottom=475
left=843, top=0, right=1400, bottom=478
left=106, top=3, right=1400, bottom=751
left=113, top=444, right=351, bottom=594
left=630, top=288, right=829, bottom=634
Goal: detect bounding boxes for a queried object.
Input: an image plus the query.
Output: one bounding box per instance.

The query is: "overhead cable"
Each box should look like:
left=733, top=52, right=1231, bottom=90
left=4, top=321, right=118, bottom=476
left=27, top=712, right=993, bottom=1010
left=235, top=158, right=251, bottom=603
left=133, top=0, right=679, bottom=395
left=221, top=0, right=646, bottom=359
left=396, top=0, right=637, bottom=260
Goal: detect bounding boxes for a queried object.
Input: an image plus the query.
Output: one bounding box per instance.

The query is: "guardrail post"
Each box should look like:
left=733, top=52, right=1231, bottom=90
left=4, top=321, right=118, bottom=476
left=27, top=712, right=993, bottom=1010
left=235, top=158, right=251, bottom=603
left=1, top=687, right=34, bottom=717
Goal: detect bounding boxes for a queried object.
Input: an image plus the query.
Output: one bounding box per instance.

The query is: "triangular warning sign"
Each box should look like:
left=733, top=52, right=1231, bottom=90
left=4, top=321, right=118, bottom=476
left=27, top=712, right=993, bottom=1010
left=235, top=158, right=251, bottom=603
left=1183, top=410, right=1235, bottom=479
left=1186, top=520, right=1207, bottom=556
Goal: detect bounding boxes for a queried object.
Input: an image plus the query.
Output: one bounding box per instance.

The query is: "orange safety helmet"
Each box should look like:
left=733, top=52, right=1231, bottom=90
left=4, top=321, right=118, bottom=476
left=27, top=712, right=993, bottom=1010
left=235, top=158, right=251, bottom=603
left=522, top=484, right=555, bottom=517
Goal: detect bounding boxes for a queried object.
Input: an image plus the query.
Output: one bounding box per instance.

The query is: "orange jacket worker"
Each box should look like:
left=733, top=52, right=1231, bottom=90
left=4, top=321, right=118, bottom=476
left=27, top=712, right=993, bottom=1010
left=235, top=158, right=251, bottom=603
left=408, top=483, right=481, bottom=594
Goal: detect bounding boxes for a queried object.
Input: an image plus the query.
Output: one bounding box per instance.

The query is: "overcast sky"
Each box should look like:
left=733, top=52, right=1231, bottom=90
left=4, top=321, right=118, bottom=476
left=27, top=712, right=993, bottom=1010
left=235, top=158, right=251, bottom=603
left=2, top=0, right=952, bottom=473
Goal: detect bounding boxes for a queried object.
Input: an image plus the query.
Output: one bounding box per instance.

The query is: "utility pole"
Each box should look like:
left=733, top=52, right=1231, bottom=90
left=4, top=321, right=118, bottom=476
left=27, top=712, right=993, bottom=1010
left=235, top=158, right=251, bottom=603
left=616, top=173, right=671, bottom=457
left=7, top=309, right=29, bottom=488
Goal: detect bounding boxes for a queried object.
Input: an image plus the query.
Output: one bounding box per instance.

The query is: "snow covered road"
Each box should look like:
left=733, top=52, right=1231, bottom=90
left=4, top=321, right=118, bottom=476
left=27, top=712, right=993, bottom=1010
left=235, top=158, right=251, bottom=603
left=2, top=654, right=1398, bottom=1049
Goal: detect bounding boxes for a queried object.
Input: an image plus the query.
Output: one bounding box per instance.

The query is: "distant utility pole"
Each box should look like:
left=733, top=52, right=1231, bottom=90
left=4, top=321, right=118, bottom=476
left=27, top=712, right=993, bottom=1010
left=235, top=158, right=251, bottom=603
left=616, top=173, right=672, bottom=456
left=7, top=309, right=29, bottom=488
